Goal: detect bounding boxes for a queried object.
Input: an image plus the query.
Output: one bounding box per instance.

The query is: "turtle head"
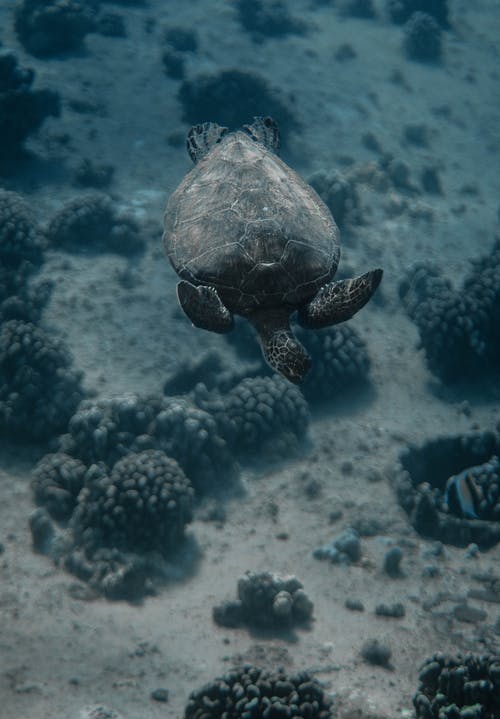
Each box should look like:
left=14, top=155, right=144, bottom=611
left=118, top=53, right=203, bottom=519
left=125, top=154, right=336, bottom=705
left=262, top=328, right=311, bottom=384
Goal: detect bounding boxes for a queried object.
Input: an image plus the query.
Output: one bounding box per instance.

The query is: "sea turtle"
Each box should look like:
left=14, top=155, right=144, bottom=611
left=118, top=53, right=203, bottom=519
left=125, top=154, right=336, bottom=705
left=163, top=116, right=382, bottom=383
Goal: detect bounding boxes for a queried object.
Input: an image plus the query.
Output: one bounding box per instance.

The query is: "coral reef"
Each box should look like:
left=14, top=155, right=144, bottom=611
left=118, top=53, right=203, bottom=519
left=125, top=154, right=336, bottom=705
left=150, top=397, right=238, bottom=492
left=32, top=452, right=87, bottom=521
left=71, top=450, right=194, bottom=554
left=0, top=189, right=45, bottom=269
left=399, top=240, right=500, bottom=381
left=235, top=0, right=308, bottom=40
left=413, top=653, right=500, bottom=719
left=394, top=431, right=500, bottom=548
left=14, top=0, right=97, bottom=57
left=0, top=51, right=60, bottom=173
left=308, top=169, right=361, bottom=228
left=224, top=321, right=371, bottom=406
left=313, top=527, right=362, bottom=563
left=61, top=392, right=238, bottom=493
left=0, top=320, right=85, bottom=441
left=163, top=26, right=198, bottom=53
left=0, top=189, right=51, bottom=324
left=45, top=194, right=144, bottom=255
left=60, top=393, right=159, bottom=467
left=197, top=375, right=310, bottom=458
left=178, top=70, right=298, bottom=145
left=297, top=324, right=371, bottom=404
left=30, top=450, right=196, bottom=599
left=213, top=571, right=314, bottom=628
left=403, top=12, right=442, bottom=62
left=386, top=0, right=450, bottom=28
left=184, top=665, right=332, bottom=719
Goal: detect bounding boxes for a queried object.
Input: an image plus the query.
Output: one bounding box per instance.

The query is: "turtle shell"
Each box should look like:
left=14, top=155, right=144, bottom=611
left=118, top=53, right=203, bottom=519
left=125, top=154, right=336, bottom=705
left=163, top=131, right=340, bottom=315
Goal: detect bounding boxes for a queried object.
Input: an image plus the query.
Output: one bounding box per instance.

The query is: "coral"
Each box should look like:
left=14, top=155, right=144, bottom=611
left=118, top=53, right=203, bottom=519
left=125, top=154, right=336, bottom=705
left=45, top=194, right=144, bottom=255
left=313, top=527, right=362, bottom=563
left=192, top=374, right=309, bottom=464
left=73, top=158, right=114, bottom=189
left=14, top=0, right=97, bottom=57
left=0, top=51, right=60, bottom=173
left=0, top=189, right=51, bottom=323
left=235, top=0, right=308, bottom=40
left=413, top=653, right=500, bottom=719
left=403, top=12, right=442, bottom=62
left=178, top=70, right=298, bottom=145
left=394, top=431, right=500, bottom=548
left=213, top=570, right=314, bottom=628
left=0, top=320, right=85, bottom=441
left=161, top=48, right=185, bottom=80
left=71, top=450, right=194, bottom=554
left=224, top=321, right=371, bottom=407
left=308, top=169, right=361, bottom=228
left=400, top=241, right=500, bottom=381
left=60, top=392, right=238, bottom=492
left=163, top=26, right=198, bottom=52
left=386, top=0, right=450, bottom=28
left=184, top=665, right=332, bottom=719
left=60, top=393, right=160, bottom=467
left=297, top=324, right=371, bottom=404
left=32, top=452, right=87, bottom=521
left=150, top=397, right=238, bottom=492
left=0, top=189, right=45, bottom=269
left=361, top=639, right=392, bottom=667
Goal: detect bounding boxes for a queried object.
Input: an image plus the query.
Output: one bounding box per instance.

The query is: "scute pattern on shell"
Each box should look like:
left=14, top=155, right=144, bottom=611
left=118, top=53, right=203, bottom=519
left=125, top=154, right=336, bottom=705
left=164, top=131, right=340, bottom=313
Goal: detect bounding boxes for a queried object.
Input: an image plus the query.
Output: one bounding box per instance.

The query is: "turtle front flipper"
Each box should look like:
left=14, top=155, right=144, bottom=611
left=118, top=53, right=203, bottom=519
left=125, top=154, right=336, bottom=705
left=187, top=123, right=229, bottom=163
left=298, top=268, right=383, bottom=329
left=176, top=280, right=234, bottom=333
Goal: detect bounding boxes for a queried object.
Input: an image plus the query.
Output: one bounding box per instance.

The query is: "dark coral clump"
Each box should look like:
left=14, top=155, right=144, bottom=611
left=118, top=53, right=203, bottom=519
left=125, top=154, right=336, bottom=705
left=235, top=0, right=308, bottom=40
left=193, top=374, right=309, bottom=461
left=45, top=194, right=144, bottom=255
left=32, top=452, right=87, bottom=521
left=394, top=431, right=500, bottom=548
left=0, top=51, right=60, bottom=173
left=178, top=70, right=298, bottom=146
left=0, top=189, right=51, bottom=324
left=308, top=169, right=361, bottom=228
left=386, top=0, right=450, bottom=28
left=400, top=240, right=500, bottom=382
left=413, top=653, right=500, bottom=719
left=60, top=392, right=237, bottom=493
left=297, top=324, right=371, bottom=404
left=60, top=393, right=160, bottom=467
left=0, top=320, right=85, bottom=442
left=403, top=12, right=442, bottom=62
left=184, top=665, right=332, bottom=719
left=14, top=0, right=97, bottom=57
left=213, top=570, right=314, bottom=629
left=150, top=397, right=238, bottom=492
left=71, top=450, right=194, bottom=554
left=0, top=189, right=45, bottom=269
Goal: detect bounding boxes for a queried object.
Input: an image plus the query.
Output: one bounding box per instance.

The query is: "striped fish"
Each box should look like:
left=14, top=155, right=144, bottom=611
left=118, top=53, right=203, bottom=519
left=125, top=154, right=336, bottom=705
left=444, top=469, right=483, bottom=520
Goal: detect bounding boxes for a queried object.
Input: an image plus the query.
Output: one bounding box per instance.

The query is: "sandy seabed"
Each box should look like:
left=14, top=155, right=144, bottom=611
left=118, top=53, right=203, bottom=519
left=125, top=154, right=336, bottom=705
left=0, top=1, right=499, bottom=717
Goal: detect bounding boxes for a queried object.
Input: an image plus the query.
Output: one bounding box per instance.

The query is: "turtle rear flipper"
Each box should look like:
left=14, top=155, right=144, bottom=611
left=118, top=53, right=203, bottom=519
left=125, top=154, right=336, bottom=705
left=176, top=280, right=234, bottom=333
left=187, top=122, right=229, bottom=163
left=298, top=268, right=383, bottom=329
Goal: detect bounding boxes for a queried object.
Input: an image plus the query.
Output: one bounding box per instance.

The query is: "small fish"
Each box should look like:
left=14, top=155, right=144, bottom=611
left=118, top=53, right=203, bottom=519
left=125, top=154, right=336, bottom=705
left=444, top=469, right=483, bottom=519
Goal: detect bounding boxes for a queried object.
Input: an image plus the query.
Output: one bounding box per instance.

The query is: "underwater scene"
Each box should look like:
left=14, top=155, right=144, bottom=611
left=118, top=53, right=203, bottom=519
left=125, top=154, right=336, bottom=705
left=0, top=0, right=499, bottom=717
